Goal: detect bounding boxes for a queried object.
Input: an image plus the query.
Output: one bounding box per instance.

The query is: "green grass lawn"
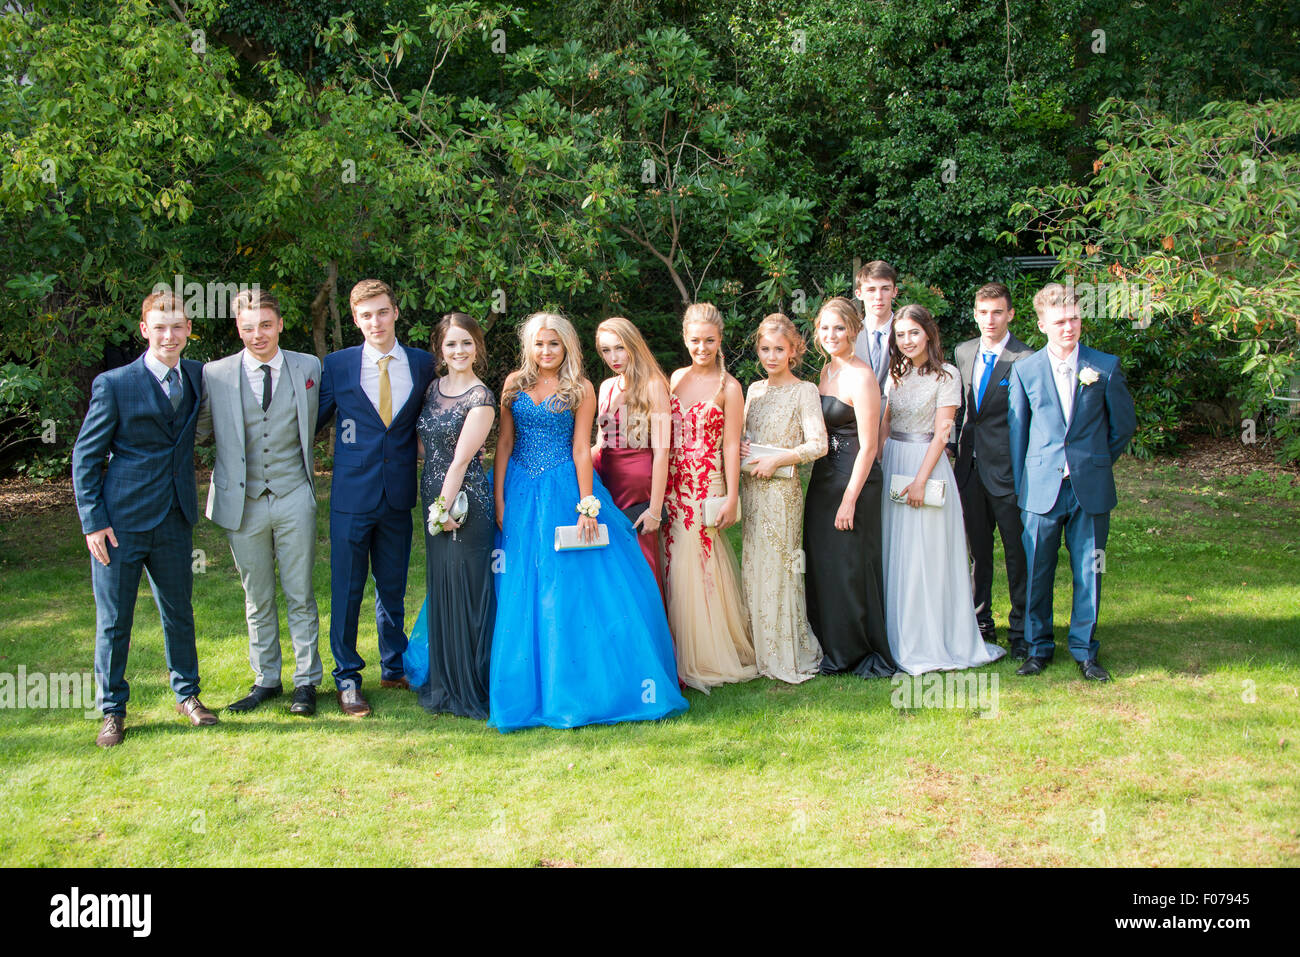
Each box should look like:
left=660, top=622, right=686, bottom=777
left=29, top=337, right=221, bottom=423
left=1, top=458, right=1297, bottom=866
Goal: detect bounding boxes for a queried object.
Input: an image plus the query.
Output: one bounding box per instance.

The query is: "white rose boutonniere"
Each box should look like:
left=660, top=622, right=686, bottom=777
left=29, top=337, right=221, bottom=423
left=1078, top=367, right=1100, bottom=387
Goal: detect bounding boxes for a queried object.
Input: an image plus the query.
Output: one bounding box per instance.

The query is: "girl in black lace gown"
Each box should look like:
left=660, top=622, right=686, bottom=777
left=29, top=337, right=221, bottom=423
left=802, top=298, right=896, bottom=677
left=407, top=313, right=497, bottom=718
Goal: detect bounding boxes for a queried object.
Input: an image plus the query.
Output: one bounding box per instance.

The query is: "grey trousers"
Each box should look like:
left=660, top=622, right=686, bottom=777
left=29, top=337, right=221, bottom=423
left=226, top=481, right=323, bottom=688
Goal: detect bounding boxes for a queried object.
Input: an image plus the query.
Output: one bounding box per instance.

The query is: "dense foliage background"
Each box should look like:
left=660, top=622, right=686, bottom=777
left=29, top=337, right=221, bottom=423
left=2, top=0, right=1297, bottom=475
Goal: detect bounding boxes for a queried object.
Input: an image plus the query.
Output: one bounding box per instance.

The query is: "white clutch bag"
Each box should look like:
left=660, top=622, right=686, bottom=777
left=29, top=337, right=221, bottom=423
left=703, top=495, right=741, bottom=528
left=889, top=474, right=946, bottom=507
left=450, top=490, right=468, bottom=522
left=742, top=443, right=794, bottom=479
left=554, top=524, right=610, bottom=550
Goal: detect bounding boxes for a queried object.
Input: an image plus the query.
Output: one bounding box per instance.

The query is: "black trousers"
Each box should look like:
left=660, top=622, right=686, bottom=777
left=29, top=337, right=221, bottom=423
left=958, top=460, right=1027, bottom=640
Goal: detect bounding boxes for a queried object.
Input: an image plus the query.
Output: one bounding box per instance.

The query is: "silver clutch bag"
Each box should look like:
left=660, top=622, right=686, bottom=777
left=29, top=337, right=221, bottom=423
left=703, top=495, right=741, bottom=528
left=450, top=490, right=468, bottom=523
left=889, top=474, right=946, bottom=507
left=553, top=523, right=610, bottom=550
left=741, top=443, right=795, bottom=479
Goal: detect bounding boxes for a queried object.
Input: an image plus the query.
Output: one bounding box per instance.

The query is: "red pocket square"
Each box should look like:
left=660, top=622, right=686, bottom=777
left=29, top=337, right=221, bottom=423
left=306, top=378, right=315, bottom=389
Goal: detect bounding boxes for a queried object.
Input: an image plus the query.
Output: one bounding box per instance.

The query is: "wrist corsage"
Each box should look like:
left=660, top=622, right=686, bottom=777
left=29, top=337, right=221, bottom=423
left=576, top=495, right=601, bottom=519
left=427, top=496, right=450, bottom=535
left=428, top=492, right=469, bottom=534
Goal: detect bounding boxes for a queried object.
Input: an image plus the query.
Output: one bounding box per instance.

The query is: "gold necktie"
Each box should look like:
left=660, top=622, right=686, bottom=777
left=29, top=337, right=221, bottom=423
left=377, top=355, right=393, bottom=427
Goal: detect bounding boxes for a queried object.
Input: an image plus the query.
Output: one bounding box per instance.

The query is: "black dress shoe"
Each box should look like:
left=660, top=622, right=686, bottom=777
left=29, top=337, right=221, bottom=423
left=979, top=627, right=999, bottom=646
left=289, top=685, right=317, bottom=716
left=1079, top=658, right=1111, bottom=681
left=1016, top=656, right=1051, bottom=676
left=226, top=684, right=283, bottom=713
left=1009, top=638, right=1030, bottom=661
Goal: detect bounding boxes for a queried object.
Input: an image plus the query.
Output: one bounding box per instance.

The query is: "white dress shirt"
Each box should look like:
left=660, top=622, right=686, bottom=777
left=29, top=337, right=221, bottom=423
left=360, top=340, right=412, bottom=420
left=241, top=348, right=283, bottom=408
left=1049, top=344, right=1079, bottom=476
left=143, top=352, right=184, bottom=397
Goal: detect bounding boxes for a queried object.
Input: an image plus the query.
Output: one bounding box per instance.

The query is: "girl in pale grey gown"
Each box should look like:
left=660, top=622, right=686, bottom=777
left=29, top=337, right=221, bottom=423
left=879, top=305, right=1005, bottom=673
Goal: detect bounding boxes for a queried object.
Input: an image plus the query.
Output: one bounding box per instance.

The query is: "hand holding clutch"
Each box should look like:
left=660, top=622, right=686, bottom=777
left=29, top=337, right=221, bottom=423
left=742, top=443, right=795, bottom=480
left=888, top=474, right=946, bottom=508
left=554, top=524, right=610, bottom=550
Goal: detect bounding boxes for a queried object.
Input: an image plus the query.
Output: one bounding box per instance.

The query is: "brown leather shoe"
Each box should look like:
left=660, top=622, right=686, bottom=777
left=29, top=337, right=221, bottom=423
left=96, top=713, right=125, bottom=748
left=337, top=686, right=372, bottom=717
left=379, top=677, right=410, bottom=690
left=176, top=695, right=219, bottom=726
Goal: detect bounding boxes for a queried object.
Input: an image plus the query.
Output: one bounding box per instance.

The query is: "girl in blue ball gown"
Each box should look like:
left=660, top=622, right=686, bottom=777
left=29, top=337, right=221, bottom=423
left=488, top=311, right=687, bottom=732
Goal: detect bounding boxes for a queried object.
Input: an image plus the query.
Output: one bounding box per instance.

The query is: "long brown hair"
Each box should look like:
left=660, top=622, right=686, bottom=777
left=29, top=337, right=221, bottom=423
left=595, top=316, right=668, bottom=445
left=889, top=304, right=951, bottom=385
left=432, top=312, right=487, bottom=376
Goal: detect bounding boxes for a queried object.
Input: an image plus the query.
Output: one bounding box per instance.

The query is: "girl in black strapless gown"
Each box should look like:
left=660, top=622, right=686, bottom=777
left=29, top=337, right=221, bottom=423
left=803, top=298, right=897, bottom=677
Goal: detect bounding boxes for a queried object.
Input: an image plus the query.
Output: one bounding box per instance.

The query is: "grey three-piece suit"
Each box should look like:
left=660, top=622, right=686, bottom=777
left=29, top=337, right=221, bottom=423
left=196, top=350, right=323, bottom=688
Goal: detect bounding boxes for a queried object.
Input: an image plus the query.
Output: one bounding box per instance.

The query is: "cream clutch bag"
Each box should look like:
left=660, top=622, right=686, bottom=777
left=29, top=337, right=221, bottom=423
left=889, top=474, right=946, bottom=507
left=703, top=495, right=741, bottom=528
left=742, top=443, right=794, bottom=479
left=554, top=524, right=610, bottom=550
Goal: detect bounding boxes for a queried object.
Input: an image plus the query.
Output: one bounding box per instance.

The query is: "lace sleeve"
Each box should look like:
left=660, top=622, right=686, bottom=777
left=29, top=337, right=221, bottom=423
left=791, top=381, right=828, bottom=463
left=470, top=384, right=496, bottom=409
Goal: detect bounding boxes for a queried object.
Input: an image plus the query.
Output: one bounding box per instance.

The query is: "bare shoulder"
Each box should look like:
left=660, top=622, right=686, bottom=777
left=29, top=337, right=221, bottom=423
left=669, top=367, right=688, bottom=390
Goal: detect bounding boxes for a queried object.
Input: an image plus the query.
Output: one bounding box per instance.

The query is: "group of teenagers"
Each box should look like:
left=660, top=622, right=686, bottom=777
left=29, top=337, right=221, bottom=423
left=72, top=261, right=1137, bottom=747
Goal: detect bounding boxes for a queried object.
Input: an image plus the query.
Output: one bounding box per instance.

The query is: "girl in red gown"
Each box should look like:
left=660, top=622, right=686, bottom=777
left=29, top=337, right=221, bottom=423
left=591, top=317, right=671, bottom=602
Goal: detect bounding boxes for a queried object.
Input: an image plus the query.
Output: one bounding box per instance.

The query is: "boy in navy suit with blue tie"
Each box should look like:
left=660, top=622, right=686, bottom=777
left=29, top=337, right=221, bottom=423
left=1007, top=282, right=1136, bottom=681
left=72, top=289, right=217, bottom=747
left=317, top=279, right=435, bottom=717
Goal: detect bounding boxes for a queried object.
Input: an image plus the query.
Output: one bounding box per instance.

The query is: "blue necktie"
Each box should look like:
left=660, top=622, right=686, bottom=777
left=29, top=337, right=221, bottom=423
left=872, top=329, right=885, bottom=369
left=975, top=351, right=996, bottom=412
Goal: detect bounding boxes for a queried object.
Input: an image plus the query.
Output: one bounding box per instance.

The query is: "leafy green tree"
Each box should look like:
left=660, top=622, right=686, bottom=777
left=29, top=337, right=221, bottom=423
left=1005, top=97, right=1300, bottom=461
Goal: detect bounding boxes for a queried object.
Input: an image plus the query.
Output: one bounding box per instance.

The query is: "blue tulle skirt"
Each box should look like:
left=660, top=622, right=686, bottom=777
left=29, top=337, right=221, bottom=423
left=487, top=460, right=688, bottom=732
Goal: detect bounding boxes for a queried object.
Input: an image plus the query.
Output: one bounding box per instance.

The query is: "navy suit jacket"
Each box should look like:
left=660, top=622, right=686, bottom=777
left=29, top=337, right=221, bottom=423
left=317, top=343, right=435, bottom=513
left=1007, top=344, right=1136, bottom=516
left=72, top=354, right=204, bottom=534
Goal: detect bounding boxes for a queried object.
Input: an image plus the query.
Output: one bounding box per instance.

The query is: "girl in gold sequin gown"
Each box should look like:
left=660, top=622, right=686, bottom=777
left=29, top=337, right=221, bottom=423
left=740, top=315, right=828, bottom=684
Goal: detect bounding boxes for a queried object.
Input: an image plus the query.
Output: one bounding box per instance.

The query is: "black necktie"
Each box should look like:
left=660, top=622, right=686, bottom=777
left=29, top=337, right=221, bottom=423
left=260, top=364, right=272, bottom=411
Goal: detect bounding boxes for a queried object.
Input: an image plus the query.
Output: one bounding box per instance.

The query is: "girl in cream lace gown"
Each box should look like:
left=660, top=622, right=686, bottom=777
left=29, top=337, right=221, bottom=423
left=664, top=303, right=757, bottom=693
left=741, top=314, right=828, bottom=683
left=880, top=305, right=1005, bottom=673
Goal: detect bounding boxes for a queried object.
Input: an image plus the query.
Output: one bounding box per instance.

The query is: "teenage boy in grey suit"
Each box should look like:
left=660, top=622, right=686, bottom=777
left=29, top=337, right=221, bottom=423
left=72, top=289, right=217, bottom=748
left=851, top=260, right=899, bottom=390
left=196, top=289, right=323, bottom=716
left=951, top=282, right=1035, bottom=659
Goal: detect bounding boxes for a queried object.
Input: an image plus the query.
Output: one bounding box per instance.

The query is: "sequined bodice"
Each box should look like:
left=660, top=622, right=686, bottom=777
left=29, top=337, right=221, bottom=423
left=510, top=392, right=575, bottom=475
left=885, top=363, right=962, bottom=434
left=416, top=379, right=495, bottom=515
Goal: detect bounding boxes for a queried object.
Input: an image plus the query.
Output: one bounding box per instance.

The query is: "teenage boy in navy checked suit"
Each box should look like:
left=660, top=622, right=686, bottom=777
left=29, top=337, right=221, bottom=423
left=73, top=289, right=217, bottom=748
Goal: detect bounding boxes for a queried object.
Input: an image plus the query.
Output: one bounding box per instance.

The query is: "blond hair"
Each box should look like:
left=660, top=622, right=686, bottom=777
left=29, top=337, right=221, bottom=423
left=812, top=296, right=862, bottom=360
left=755, top=312, right=807, bottom=372
left=1032, top=281, right=1076, bottom=317
left=502, top=311, right=586, bottom=411
left=682, top=302, right=727, bottom=403
left=596, top=316, right=668, bottom=444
